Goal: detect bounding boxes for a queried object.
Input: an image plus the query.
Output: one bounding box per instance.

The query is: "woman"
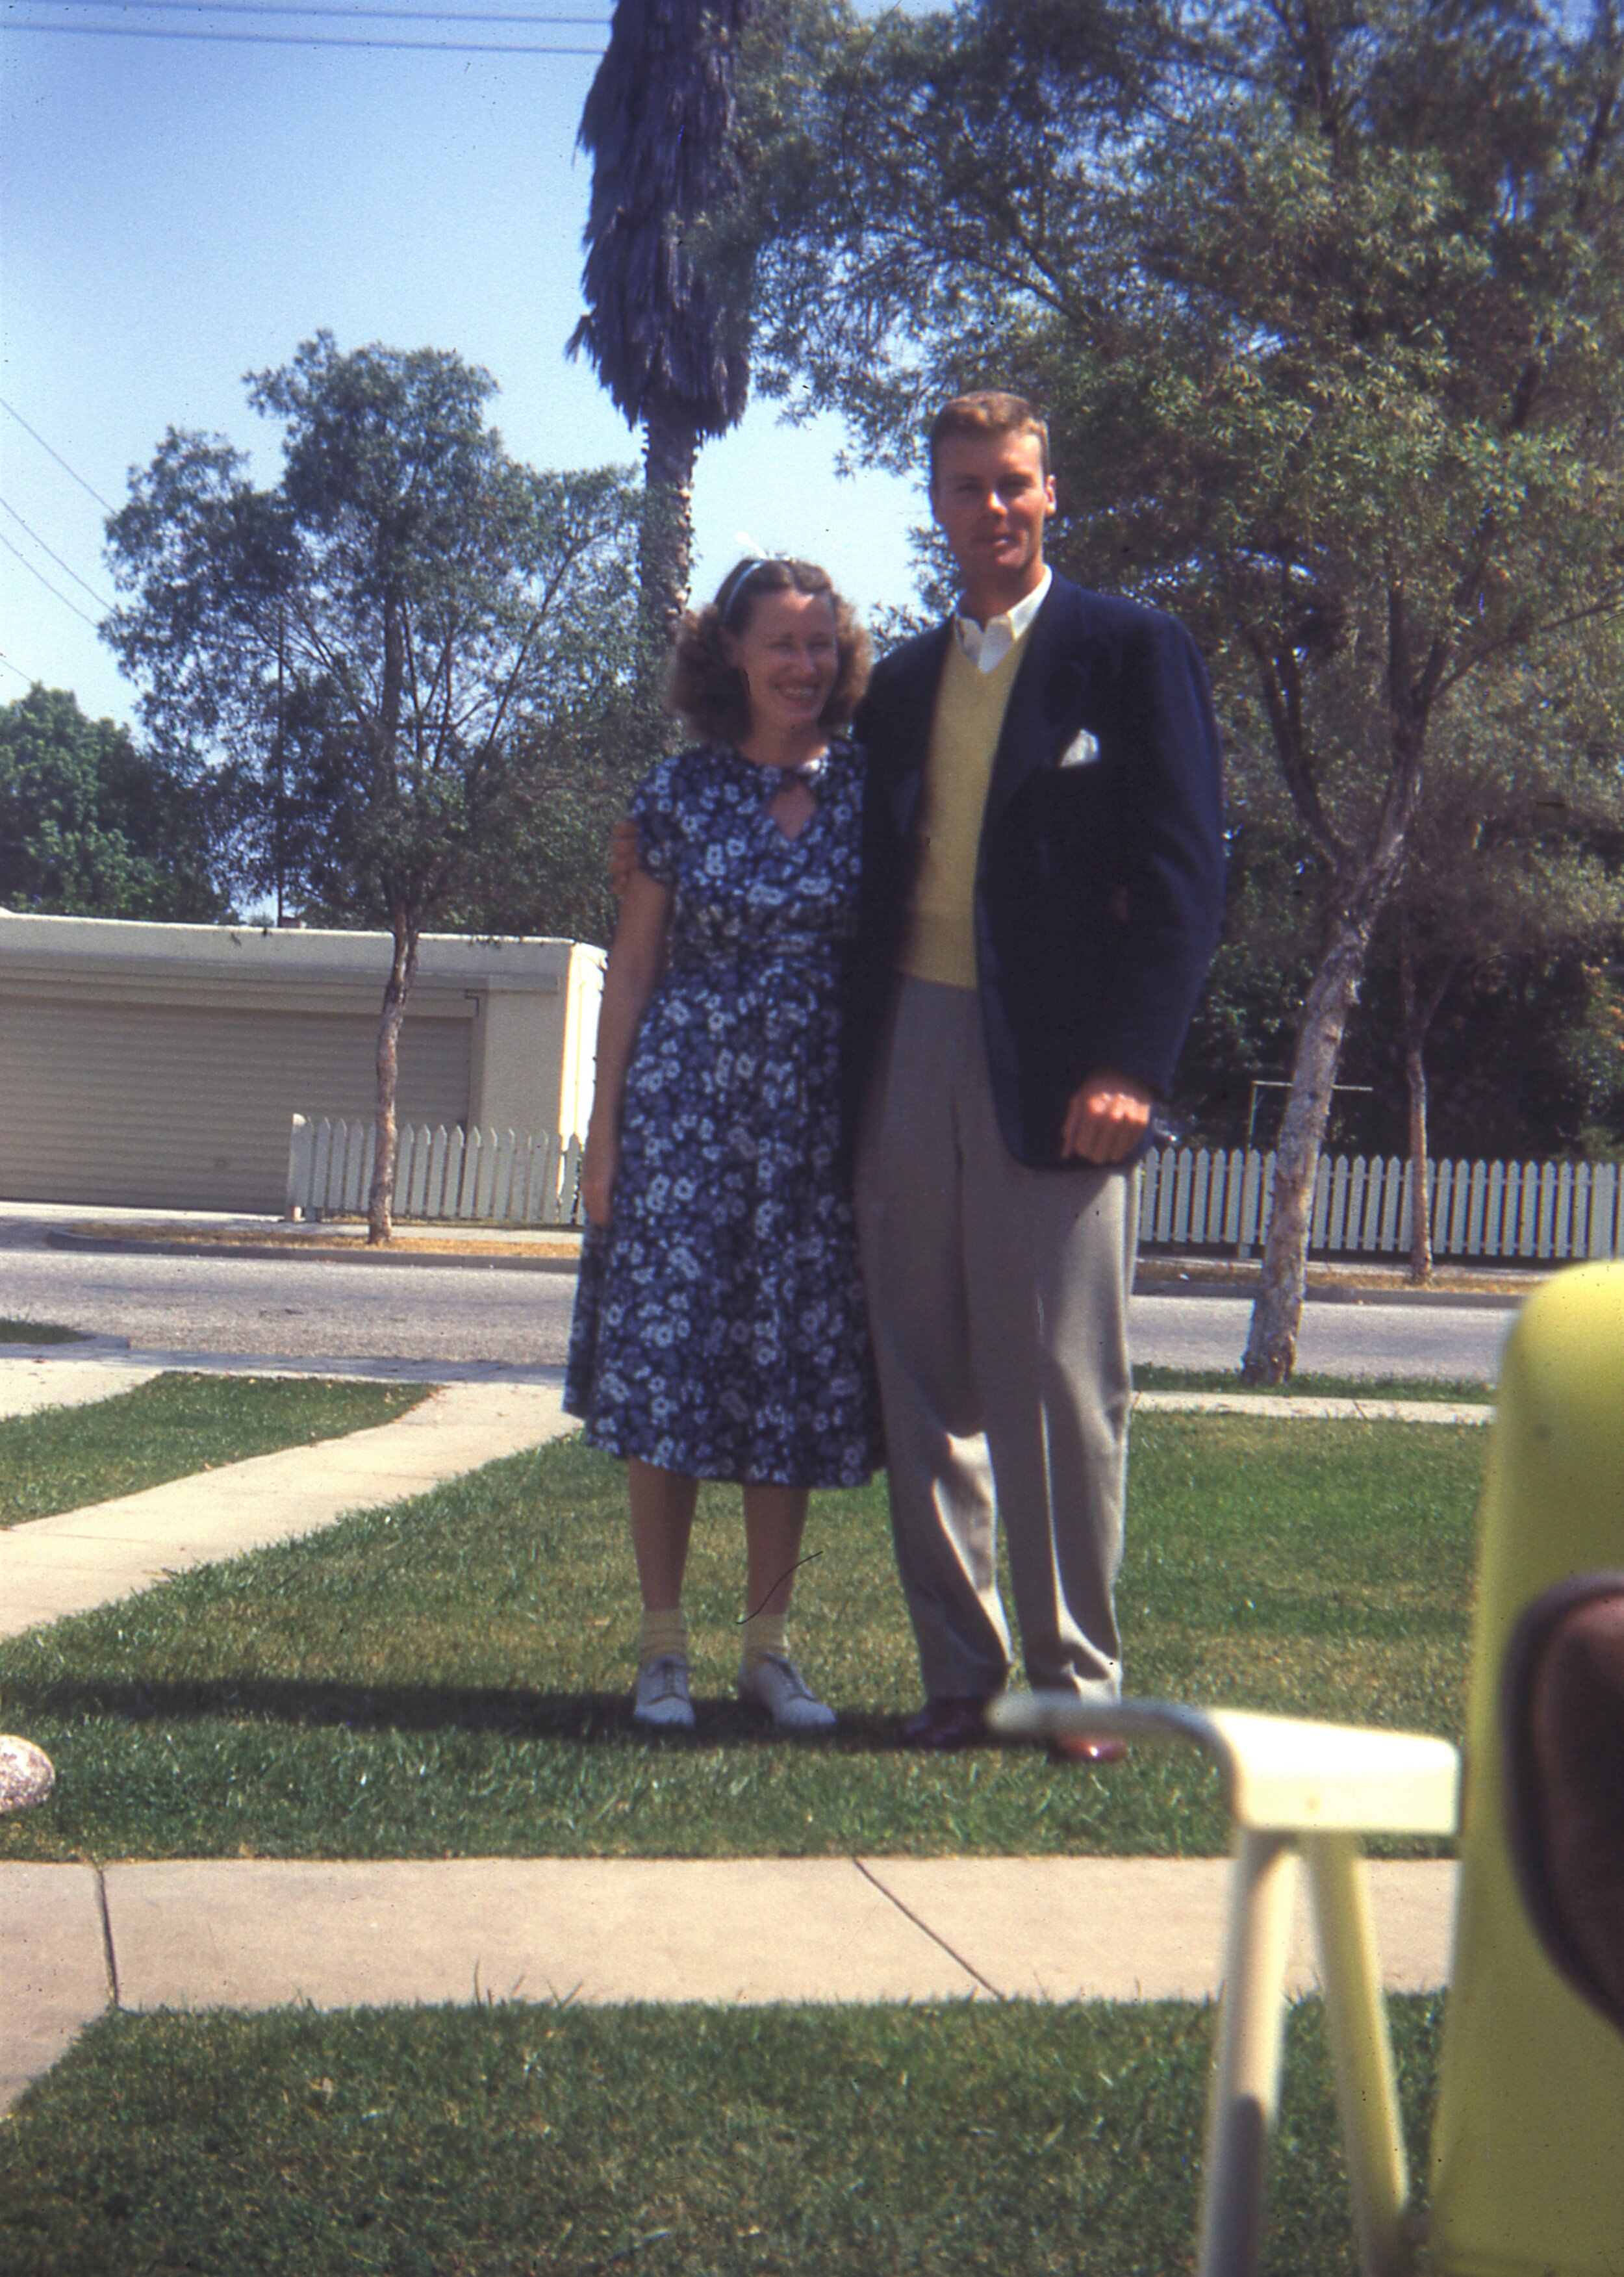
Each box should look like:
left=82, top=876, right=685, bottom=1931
left=565, top=557, right=882, bottom=1733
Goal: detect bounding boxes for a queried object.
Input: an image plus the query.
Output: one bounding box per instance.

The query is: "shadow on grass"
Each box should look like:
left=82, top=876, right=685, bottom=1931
left=2, top=1672, right=952, bottom=1753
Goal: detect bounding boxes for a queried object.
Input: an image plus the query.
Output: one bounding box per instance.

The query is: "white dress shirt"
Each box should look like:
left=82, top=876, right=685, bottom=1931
left=954, top=567, right=1053, bottom=674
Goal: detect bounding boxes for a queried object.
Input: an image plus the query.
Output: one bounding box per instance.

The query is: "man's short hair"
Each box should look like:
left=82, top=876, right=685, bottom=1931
left=928, top=391, right=1050, bottom=487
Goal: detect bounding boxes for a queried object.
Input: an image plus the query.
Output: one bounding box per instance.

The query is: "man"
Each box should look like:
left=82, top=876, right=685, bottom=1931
left=847, top=390, right=1224, bottom=1756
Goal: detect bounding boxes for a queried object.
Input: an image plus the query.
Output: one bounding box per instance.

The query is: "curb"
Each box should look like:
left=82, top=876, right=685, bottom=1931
left=0, top=1335, right=134, bottom=1358
left=1134, top=1271, right=1527, bottom=1311
left=47, top=1232, right=581, bottom=1275
left=126, top=1352, right=568, bottom=1386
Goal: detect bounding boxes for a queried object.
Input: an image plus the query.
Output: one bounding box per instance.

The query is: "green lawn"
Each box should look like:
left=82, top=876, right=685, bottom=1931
left=0, top=1374, right=429, bottom=1530
left=0, top=1415, right=1482, bottom=1862
left=1135, top=1365, right=1494, bottom=1402
left=0, top=1317, right=84, bottom=1345
left=0, top=1995, right=1445, bottom=2277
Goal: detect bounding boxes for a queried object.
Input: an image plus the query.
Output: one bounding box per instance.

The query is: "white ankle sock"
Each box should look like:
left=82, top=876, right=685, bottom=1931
left=638, top=1607, right=689, bottom=1670
left=742, top=1611, right=789, bottom=1670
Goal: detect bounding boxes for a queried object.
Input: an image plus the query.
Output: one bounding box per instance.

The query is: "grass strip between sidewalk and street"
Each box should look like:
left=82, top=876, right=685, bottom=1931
left=1134, top=1365, right=1493, bottom=1402
left=0, top=1414, right=1482, bottom=1863
left=0, top=1375, right=429, bottom=1531
left=0, top=1319, right=84, bottom=1345
left=0, top=1994, right=1445, bottom=2277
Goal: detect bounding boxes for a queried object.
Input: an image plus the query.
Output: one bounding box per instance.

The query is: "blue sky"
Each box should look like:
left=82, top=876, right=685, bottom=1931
left=0, top=6, right=923, bottom=731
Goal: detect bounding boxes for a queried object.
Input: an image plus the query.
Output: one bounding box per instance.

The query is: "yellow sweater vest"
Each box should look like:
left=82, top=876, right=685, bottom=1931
left=898, top=628, right=1030, bottom=989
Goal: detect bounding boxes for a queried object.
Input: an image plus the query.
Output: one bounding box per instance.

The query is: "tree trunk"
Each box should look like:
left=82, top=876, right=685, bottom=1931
left=368, top=908, right=419, bottom=1246
left=1239, top=921, right=1365, bottom=1382
left=1397, top=931, right=1432, bottom=1284
left=1241, top=587, right=1438, bottom=1382
left=1397, top=937, right=1460, bottom=1286
left=1404, top=1023, right=1433, bottom=1284
left=1240, top=851, right=1410, bottom=1381
left=641, top=396, right=698, bottom=655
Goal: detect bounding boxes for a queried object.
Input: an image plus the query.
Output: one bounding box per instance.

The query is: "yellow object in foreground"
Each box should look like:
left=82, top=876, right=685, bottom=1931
left=1432, top=1262, right=1624, bottom=2275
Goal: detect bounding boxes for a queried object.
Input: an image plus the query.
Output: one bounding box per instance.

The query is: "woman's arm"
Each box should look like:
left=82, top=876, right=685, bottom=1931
left=580, top=867, right=673, bottom=1228
left=607, top=815, right=639, bottom=897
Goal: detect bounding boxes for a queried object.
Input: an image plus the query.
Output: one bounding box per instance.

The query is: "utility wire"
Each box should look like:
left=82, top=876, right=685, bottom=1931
left=0, top=498, right=114, bottom=611
left=40, top=0, right=612, bottom=18
left=3, top=18, right=607, bottom=43
left=0, top=398, right=119, bottom=515
left=0, top=529, right=104, bottom=630
left=0, top=648, right=35, bottom=686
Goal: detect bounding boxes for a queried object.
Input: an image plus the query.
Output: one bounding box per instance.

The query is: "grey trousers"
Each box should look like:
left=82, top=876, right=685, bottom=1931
left=855, top=976, right=1137, bottom=1701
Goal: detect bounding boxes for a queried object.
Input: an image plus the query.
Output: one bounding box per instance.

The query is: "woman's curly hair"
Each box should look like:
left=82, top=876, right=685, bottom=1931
left=666, top=558, right=871, bottom=744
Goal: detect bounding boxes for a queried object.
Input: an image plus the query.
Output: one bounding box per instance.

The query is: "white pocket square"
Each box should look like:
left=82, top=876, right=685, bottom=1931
left=1057, top=728, right=1102, bottom=769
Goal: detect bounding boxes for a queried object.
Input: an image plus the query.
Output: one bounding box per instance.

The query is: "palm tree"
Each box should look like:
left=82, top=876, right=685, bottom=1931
left=569, top=0, right=752, bottom=649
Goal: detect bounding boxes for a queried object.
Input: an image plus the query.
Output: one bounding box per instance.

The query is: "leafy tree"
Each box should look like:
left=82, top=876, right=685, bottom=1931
left=104, top=335, right=644, bottom=1241
left=735, top=0, right=1624, bottom=1376
left=1330, top=942, right=1624, bottom=1167
left=0, top=684, right=225, bottom=921
left=568, top=0, right=754, bottom=647
left=1375, top=662, right=1624, bottom=1275
left=453, top=673, right=669, bottom=947
left=1185, top=655, right=1624, bottom=1256
left=1545, top=958, right=1624, bottom=1151
left=1175, top=656, right=1624, bottom=1189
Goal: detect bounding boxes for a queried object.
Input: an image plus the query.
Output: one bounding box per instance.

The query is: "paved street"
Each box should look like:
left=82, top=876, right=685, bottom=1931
left=2, top=1203, right=1517, bottom=1380
left=1134, top=1288, right=1513, bottom=1380
left=1, top=1206, right=579, bottom=1365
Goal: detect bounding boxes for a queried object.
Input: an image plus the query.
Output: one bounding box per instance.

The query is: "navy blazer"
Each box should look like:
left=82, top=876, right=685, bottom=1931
left=846, top=572, right=1226, bottom=1170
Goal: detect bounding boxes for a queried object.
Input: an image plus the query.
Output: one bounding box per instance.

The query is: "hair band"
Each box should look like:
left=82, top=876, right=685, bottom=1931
left=720, top=557, right=782, bottom=627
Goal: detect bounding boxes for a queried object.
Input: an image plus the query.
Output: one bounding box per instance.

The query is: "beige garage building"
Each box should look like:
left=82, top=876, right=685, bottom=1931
left=0, top=909, right=603, bottom=1214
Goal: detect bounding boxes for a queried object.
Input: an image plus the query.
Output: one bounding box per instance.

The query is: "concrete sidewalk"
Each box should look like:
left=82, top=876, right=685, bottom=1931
left=0, top=1354, right=164, bottom=1421
left=1132, top=1388, right=1491, bottom=1425
left=1, top=1851, right=1456, bottom=2109
left=1, top=1341, right=571, bottom=1389
left=0, top=1376, right=571, bottom=1639
left=2, top=1343, right=1495, bottom=1418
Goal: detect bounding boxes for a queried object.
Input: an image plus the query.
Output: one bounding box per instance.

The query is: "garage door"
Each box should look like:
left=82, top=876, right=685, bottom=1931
left=0, top=996, right=472, bottom=1212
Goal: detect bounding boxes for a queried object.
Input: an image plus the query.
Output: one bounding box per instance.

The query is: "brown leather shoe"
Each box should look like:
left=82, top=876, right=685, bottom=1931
left=1046, top=1734, right=1128, bottom=1767
left=902, top=1696, right=994, bottom=1751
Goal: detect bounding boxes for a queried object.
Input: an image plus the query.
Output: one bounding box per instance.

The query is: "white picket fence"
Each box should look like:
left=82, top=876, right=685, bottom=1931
left=1139, top=1146, right=1624, bottom=1261
left=286, top=1114, right=585, bottom=1226
left=285, top=1114, right=1623, bottom=1257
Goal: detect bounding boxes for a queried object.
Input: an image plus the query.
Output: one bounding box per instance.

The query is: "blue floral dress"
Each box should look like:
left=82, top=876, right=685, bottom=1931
left=564, top=739, right=883, bottom=1487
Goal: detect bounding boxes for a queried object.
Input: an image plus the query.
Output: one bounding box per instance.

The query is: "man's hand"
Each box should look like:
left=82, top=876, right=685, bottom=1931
left=607, top=817, right=638, bottom=898
left=1060, top=1071, right=1155, bottom=1165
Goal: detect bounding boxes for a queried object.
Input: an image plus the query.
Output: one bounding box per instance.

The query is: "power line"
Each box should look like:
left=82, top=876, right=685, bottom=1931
left=0, top=649, right=36, bottom=687
left=42, top=1, right=612, bottom=18
left=3, top=17, right=607, bottom=44
left=0, top=498, right=114, bottom=611
left=0, top=529, right=104, bottom=630
left=0, top=399, right=119, bottom=515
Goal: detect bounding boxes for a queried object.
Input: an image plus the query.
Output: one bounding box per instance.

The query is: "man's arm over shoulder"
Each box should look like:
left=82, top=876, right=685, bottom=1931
left=852, top=622, right=949, bottom=754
